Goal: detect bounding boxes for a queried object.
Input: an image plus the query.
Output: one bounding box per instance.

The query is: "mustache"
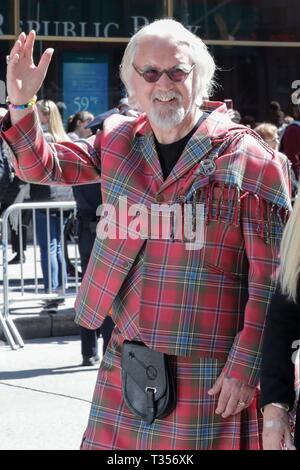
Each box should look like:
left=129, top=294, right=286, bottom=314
left=151, top=91, right=182, bottom=102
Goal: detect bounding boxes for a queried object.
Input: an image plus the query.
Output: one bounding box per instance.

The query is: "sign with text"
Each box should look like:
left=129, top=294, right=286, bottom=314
left=62, top=52, right=108, bottom=122
left=18, top=0, right=164, bottom=37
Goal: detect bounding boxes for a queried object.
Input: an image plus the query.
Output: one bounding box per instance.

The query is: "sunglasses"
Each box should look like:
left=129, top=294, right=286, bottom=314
left=132, top=63, right=195, bottom=83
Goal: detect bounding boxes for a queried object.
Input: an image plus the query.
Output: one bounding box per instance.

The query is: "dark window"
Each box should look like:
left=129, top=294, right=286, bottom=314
left=211, top=45, right=300, bottom=121
left=0, top=40, right=10, bottom=106
left=173, top=0, right=300, bottom=42
left=0, top=0, right=14, bottom=35
left=20, top=0, right=167, bottom=37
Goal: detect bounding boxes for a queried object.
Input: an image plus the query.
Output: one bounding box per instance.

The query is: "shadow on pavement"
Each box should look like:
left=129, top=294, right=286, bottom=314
left=0, top=363, right=100, bottom=381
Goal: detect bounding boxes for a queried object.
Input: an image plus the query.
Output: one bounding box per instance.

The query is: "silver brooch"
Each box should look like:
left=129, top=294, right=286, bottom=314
left=196, top=159, right=216, bottom=176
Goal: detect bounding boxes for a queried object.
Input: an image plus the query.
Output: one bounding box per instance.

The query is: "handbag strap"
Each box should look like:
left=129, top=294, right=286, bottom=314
left=146, top=388, right=156, bottom=424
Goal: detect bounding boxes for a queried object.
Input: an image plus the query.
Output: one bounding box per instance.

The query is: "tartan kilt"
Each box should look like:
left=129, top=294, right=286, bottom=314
left=81, top=328, right=263, bottom=450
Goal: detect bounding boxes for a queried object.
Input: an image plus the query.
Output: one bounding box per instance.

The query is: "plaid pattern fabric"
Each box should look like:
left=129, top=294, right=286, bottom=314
left=1, top=101, right=291, bottom=390
left=80, top=327, right=263, bottom=450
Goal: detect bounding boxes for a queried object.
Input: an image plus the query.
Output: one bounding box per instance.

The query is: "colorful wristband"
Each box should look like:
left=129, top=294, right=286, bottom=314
left=6, top=95, right=37, bottom=110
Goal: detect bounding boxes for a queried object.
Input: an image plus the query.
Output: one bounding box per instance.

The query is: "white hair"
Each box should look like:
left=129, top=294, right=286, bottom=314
left=279, top=189, right=300, bottom=302
left=120, top=19, right=216, bottom=109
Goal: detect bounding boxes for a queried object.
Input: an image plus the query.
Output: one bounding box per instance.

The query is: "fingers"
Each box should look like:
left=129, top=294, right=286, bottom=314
left=221, top=395, right=251, bottom=418
left=24, top=30, right=36, bottom=61
left=231, top=394, right=252, bottom=415
left=263, top=432, right=283, bottom=450
left=219, top=395, right=239, bottom=418
left=7, top=33, right=26, bottom=82
left=8, top=31, right=36, bottom=66
left=7, top=50, right=21, bottom=82
left=284, top=428, right=297, bottom=451
left=263, top=421, right=288, bottom=450
left=8, top=53, right=20, bottom=69
left=207, top=372, right=224, bottom=396
left=208, top=375, right=256, bottom=419
left=37, top=48, right=54, bottom=77
left=214, top=383, right=232, bottom=415
left=8, top=37, right=23, bottom=65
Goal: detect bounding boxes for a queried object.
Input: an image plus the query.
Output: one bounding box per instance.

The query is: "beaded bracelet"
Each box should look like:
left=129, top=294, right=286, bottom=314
left=6, top=95, right=37, bottom=110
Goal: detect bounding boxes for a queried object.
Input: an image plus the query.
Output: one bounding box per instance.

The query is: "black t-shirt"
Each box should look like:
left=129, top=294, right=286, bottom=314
left=154, top=113, right=208, bottom=180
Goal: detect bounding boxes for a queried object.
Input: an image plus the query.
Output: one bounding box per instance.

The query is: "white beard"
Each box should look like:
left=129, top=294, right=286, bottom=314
left=149, top=90, right=187, bottom=131
left=149, top=105, right=185, bottom=130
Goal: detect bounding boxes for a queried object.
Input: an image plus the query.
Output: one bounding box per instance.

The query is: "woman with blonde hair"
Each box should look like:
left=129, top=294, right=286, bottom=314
left=31, top=99, right=73, bottom=294
left=254, top=122, right=279, bottom=150
left=261, top=190, right=300, bottom=450
left=36, top=99, right=69, bottom=142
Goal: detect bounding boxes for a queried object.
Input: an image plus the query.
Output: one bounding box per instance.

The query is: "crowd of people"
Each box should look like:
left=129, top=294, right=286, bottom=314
left=0, top=18, right=299, bottom=450
left=0, top=96, right=138, bottom=363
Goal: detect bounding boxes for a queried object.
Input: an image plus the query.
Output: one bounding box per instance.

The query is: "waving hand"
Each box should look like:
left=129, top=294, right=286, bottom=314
left=7, top=30, right=53, bottom=106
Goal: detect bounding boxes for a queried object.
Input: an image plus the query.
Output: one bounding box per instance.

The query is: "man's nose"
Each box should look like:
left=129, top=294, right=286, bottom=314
left=156, top=71, right=173, bottom=86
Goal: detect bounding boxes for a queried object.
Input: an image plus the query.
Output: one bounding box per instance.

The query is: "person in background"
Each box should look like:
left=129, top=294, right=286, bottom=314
left=31, top=100, right=74, bottom=294
left=0, top=108, right=8, bottom=123
left=36, top=99, right=67, bottom=143
left=254, top=122, right=298, bottom=199
left=230, top=109, right=241, bottom=124
left=241, top=114, right=256, bottom=129
left=254, top=123, right=279, bottom=150
left=268, top=101, right=285, bottom=129
left=67, top=111, right=94, bottom=141
left=117, top=97, right=140, bottom=118
left=68, top=111, right=114, bottom=364
left=284, top=115, right=294, bottom=126
left=72, top=181, right=115, bottom=366
left=36, top=99, right=78, bottom=280
left=1, top=107, right=29, bottom=264
left=85, top=97, right=140, bottom=134
left=0, top=108, right=13, bottom=204
left=260, top=184, right=300, bottom=450
left=55, top=101, right=67, bottom=120
left=280, top=104, right=300, bottom=180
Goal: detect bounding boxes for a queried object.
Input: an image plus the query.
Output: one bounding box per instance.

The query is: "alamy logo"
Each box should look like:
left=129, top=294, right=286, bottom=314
left=95, top=196, right=205, bottom=251
left=0, top=14, right=3, bottom=35
left=291, top=339, right=300, bottom=365
left=291, top=80, right=300, bottom=105
left=0, top=80, right=6, bottom=105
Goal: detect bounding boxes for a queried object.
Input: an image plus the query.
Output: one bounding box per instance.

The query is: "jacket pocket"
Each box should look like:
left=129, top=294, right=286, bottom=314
left=202, top=219, right=248, bottom=281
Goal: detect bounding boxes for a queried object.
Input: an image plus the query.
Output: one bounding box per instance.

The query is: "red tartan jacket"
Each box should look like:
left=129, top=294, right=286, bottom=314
left=1, top=101, right=291, bottom=386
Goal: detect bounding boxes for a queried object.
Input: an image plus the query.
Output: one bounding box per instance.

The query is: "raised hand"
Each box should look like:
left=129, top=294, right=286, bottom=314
left=6, top=30, right=54, bottom=105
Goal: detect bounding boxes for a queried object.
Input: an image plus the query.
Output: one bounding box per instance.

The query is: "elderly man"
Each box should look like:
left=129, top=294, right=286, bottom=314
left=1, top=20, right=291, bottom=450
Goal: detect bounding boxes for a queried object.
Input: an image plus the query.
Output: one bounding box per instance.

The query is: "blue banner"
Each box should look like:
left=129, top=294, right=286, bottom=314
left=62, top=52, right=108, bottom=122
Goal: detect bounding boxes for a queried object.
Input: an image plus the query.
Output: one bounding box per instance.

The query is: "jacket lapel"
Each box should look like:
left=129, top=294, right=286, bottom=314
left=158, top=131, right=213, bottom=193
left=136, top=102, right=231, bottom=194
left=137, top=132, right=164, bottom=184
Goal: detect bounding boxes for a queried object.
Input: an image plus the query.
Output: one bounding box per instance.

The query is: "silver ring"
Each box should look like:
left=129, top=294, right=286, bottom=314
left=6, top=55, right=11, bottom=65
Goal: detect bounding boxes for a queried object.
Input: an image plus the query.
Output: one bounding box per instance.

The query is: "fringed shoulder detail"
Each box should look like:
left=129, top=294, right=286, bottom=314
left=189, top=182, right=289, bottom=245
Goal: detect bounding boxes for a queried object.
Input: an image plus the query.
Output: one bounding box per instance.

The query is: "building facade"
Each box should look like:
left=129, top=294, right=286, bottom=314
left=1, top=0, right=300, bottom=122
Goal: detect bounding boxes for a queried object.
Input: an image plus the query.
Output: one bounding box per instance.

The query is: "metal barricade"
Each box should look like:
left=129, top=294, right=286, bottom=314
left=0, top=201, right=79, bottom=350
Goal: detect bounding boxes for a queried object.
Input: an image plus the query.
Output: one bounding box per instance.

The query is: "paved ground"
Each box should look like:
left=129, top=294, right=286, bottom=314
left=0, top=335, right=101, bottom=450
left=0, top=242, right=103, bottom=450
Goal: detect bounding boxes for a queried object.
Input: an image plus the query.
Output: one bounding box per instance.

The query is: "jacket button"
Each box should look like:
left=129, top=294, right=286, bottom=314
left=156, top=193, right=164, bottom=203
left=123, top=261, right=130, bottom=269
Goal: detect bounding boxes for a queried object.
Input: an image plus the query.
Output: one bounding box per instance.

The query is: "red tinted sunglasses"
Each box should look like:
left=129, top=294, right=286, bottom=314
left=132, top=63, right=195, bottom=83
